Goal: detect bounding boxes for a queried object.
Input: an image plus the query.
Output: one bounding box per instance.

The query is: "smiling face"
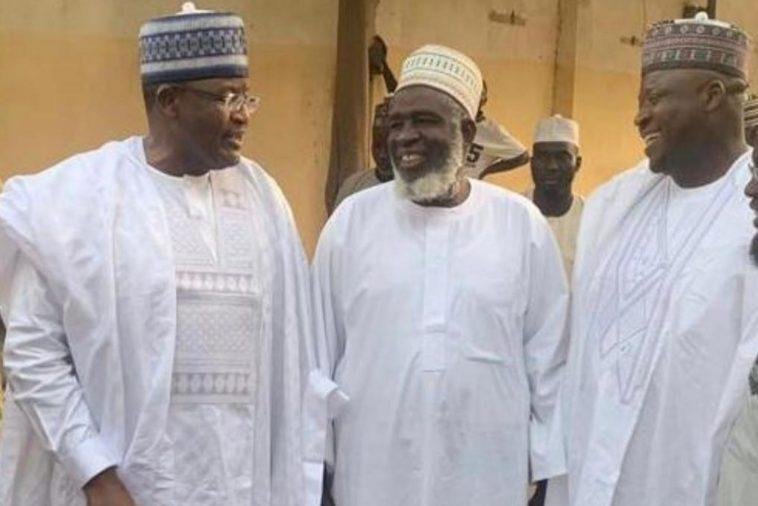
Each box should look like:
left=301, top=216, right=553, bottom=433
left=635, top=69, right=713, bottom=174
left=173, top=77, right=251, bottom=170
left=386, top=86, right=475, bottom=202
left=387, top=86, right=467, bottom=181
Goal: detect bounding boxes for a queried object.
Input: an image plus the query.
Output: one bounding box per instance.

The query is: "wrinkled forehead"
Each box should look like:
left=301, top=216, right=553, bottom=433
left=388, top=85, right=460, bottom=117
left=639, top=68, right=721, bottom=96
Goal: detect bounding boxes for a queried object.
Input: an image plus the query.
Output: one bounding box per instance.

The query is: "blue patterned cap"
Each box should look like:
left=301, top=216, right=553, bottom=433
left=139, top=2, right=248, bottom=85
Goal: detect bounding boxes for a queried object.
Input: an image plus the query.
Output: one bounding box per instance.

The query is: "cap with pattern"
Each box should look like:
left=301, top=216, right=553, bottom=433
left=396, top=44, right=483, bottom=119
left=139, top=2, right=248, bottom=85
left=642, top=12, right=751, bottom=79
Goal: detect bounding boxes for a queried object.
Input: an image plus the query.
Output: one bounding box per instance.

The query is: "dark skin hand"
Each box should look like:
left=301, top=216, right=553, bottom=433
left=83, top=467, right=136, bottom=506
left=480, top=151, right=530, bottom=178
left=528, top=480, right=547, bottom=506
left=368, top=35, right=397, bottom=93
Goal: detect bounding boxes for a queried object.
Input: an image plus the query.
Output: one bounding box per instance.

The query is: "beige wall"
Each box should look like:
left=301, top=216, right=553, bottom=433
left=375, top=0, right=758, bottom=197
left=1, top=0, right=757, bottom=254
left=376, top=0, right=559, bottom=192
left=0, top=0, right=338, bottom=254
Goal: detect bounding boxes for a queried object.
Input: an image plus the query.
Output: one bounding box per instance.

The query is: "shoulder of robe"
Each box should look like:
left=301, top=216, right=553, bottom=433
left=0, top=139, right=134, bottom=214
left=333, top=180, right=390, bottom=218
left=584, top=158, right=653, bottom=211
left=319, top=182, right=392, bottom=250
left=472, top=179, right=543, bottom=222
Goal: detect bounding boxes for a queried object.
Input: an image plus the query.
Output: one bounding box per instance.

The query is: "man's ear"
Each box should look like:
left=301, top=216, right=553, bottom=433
left=700, top=79, right=727, bottom=112
left=155, top=84, right=182, bottom=118
left=461, top=117, right=476, bottom=144
left=575, top=155, right=583, bottom=172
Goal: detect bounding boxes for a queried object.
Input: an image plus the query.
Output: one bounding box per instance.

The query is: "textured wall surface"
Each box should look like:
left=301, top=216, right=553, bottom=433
left=0, top=0, right=338, bottom=254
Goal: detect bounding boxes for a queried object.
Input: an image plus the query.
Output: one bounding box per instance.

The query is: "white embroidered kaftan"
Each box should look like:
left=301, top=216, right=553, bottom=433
left=546, top=153, right=758, bottom=506
left=146, top=160, right=264, bottom=504
left=312, top=180, right=569, bottom=506
left=0, top=137, right=330, bottom=506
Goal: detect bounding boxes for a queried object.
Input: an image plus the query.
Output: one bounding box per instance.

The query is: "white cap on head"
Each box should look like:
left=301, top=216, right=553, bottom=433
left=396, top=44, right=483, bottom=119
left=533, top=115, right=580, bottom=147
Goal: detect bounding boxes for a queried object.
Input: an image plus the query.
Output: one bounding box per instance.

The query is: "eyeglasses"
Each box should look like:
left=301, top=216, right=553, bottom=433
left=178, top=85, right=261, bottom=113
left=750, top=161, right=758, bottom=180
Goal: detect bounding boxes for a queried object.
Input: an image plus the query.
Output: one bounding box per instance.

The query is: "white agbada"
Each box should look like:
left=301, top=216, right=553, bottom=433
left=717, top=363, right=758, bottom=505
left=547, top=152, right=758, bottom=506
left=312, top=179, right=569, bottom=506
left=0, top=137, right=334, bottom=506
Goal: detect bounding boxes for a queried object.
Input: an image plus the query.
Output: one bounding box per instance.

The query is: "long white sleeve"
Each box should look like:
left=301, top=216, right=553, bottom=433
left=311, top=220, right=346, bottom=380
left=0, top=254, right=117, bottom=488
left=309, top=218, right=349, bottom=475
left=522, top=217, right=570, bottom=481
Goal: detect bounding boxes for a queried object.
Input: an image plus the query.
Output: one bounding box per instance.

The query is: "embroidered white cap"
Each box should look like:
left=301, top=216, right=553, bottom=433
left=533, top=115, right=580, bottom=147
left=396, top=44, right=483, bottom=119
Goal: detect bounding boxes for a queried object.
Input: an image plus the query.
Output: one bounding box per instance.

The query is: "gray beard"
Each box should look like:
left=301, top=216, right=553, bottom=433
left=393, top=134, right=465, bottom=204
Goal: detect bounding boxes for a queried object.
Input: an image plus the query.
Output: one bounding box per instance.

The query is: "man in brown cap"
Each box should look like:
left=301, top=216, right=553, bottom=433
left=547, top=13, right=758, bottom=506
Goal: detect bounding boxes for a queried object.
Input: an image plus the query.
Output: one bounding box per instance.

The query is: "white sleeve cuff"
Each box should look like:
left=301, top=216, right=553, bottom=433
left=529, top=417, right=567, bottom=481
left=302, top=369, right=349, bottom=506
left=58, top=435, right=119, bottom=489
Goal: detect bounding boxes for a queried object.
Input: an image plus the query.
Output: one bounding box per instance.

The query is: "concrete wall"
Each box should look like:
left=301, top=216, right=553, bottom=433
left=0, top=0, right=338, bottom=254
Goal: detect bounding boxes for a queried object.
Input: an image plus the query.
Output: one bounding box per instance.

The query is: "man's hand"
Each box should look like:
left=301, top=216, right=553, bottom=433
left=368, top=36, right=387, bottom=75
left=83, top=468, right=136, bottom=506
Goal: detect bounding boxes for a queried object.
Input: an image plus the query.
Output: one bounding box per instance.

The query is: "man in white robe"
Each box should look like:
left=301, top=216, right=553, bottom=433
left=546, top=13, right=758, bottom=506
left=524, top=115, right=584, bottom=280
left=0, top=4, right=331, bottom=505
left=313, top=44, right=569, bottom=506
left=716, top=137, right=758, bottom=505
